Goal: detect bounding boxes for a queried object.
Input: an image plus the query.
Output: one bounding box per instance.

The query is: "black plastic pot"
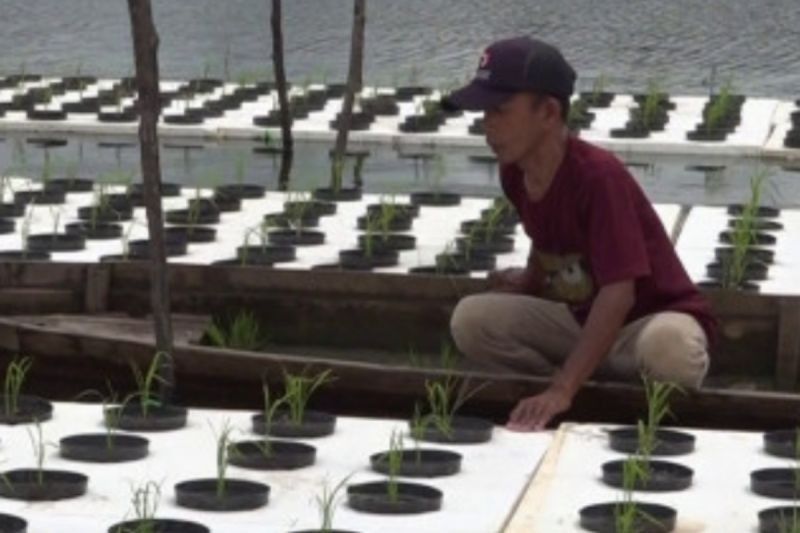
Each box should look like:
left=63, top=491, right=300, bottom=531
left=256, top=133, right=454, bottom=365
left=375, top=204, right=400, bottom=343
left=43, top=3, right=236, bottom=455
left=128, top=237, right=188, bottom=258
left=408, top=264, right=470, bottom=276
left=174, top=478, right=269, bottom=511
left=97, top=110, right=138, bottom=123
left=759, top=506, right=800, bottom=533
left=409, top=191, right=462, bottom=207
left=764, top=430, right=800, bottom=459
left=227, top=439, right=316, bottom=470
left=358, top=234, right=417, bottom=252
left=166, top=208, right=220, bottom=225
left=697, top=279, right=760, bottom=292
left=357, top=214, right=413, bottom=232
left=26, top=108, right=67, bottom=121
left=284, top=200, right=337, bottom=217
left=25, top=137, right=68, bottom=148
left=362, top=94, right=399, bottom=116
left=45, top=177, right=94, bottom=192
left=215, top=184, right=266, bottom=200
left=264, top=212, right=320, bottom=229
left=608, top=428, right=695, bottom=456
left=77, top=205, right=133, bottom=223
left=0, top=251, right=51, bottom=262
left=165, top=226, right=216, bottom=244
left=366, top=203, right=419, bottom=219
left=339, top=248, right=399, bottom=269
left=0, top=395, right=53, bottom=424
left=752, top=468, right=800, bottom=499
left=188, top=195, right=241, bottom=213
left=26, top=233, right=86, bottom=253
left=253, top=113, right=295, bottom=128
left=268, top=229, right=325, bottom=246
left=456, top=235, right=515, bottom=255
left=460, top=219, right=516, bottom=238
left=706, top=259, right=768, bottom=281
left=108, top=518, right=209, bottom=533
left=0, top=469, right=88, bottom=501
left=105, top=404, right=188, bottom=432
left=394, top=86, right=432, bottom=101
left=370, top=449, right=462, bottom=478
left=163, top=111, right=206, bottom=125
left=313, top=187, right=363, bottom=202
left=409, top=415, right=493, bottom=444
left=435, top=251, right=497, bottom=272
left=0, top=513, right=26, bottom=533
left=601, top=459, right=693, bottom=491
left=235, top=245, right=296, bottom=265
left=727, top=218, right=783, bottom=232
left=579, top=91, right=616, bottom=108
left=252, top=409, right=336, bottom=438
left=14, top=189, right=66, bottom=205
left=609, top=122, right=652, bottom=139
left=686, top=128, right=731, bottom=142
left=399, top=114, right=443, bottom=133
left=715, top=245, right=774, bottom=265
left=0, top=203, right=25, bottom=218
left=727, top=204, right=781, bottom=218
left=347, top=481, right=442, bottom=514
left=129, top=182, right=182, bottom=198
left=59, top=433, right=149, bottom=463
left=579, top=502, right=676, bottom=532
left=65, top=222, right=123, bottom=240
left=719, top=230, right=777, bottom=246
left=330, top=112, right=374, bottom=131
left=0, top=218, right=15, bottom=235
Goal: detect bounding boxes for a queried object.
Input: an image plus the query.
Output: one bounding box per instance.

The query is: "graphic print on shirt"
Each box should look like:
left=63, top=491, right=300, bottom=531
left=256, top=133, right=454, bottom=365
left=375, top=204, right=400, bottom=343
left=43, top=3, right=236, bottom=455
left=533, top=250, right=594, bottom=305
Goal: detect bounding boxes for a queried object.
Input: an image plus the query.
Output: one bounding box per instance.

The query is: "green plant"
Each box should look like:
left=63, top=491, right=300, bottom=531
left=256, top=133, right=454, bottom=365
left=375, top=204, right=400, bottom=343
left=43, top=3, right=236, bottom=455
left=285, top=192, right=312, bottom=237
left=330, top=158, right=345, bottom=194
left=114, top=481, right=162, bottom=533
left=25, top=420, right=49, bottom=486
left=204, top=310, right=268, bottom=351
left=233, top=152, right=248, bottom=185
left=385, top=430, right=404, bottom=503
left=640, top=80, right=664, bottom=130
left=704, top=79, right=735, bottom=132
left=415, top=345, right=484, bottom=438
left=128, top=351, right=170, bottom=418
left=3, top=356, right=33, bottom=417
left=314, top=475, right=353, bottom=531
left=591, top=74, right=609, bottom=101
left=637, top=376, right=681, bottom=459
left=212, top=420, right=235, bottom=499
left=20, top=203, right=35, bottom=259
left=277, top=368, right=335, bottom=425
left=722, top=169, right=767, bottom=289
left=613, top=455, right=654, bottom=533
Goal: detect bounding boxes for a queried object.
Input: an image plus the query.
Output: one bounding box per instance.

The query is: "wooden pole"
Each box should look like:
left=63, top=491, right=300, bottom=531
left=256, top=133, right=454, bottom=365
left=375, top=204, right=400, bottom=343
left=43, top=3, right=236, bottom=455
left=330, top=0, right=366, bottom=191
left=271, top=0, right=293, bottom=155
left=125, top=0, right=175, bottom=402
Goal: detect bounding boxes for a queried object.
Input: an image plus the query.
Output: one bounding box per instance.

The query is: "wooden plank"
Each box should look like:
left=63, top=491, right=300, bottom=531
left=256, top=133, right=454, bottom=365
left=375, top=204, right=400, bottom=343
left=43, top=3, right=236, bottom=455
left=84, top=263, right=111, bottom=313
left=502, top=423, right=570, bottom=533
left=776, top=298, right=800, bottom=389
left=0, top=262, right=88, bottom=289
left=0, top=289, right=81, bottom=314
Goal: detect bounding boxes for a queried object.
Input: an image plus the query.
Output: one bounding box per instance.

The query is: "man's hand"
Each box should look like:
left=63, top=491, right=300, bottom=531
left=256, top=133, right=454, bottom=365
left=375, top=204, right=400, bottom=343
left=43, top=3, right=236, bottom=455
left=487, top=267, right=534, bottom=293
left=506, top=385, right=572, bottom=431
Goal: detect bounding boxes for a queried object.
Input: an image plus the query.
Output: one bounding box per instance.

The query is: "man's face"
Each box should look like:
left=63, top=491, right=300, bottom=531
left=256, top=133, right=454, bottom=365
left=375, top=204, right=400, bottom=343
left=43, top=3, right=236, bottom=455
left=483, top=93, right=553, bottom=164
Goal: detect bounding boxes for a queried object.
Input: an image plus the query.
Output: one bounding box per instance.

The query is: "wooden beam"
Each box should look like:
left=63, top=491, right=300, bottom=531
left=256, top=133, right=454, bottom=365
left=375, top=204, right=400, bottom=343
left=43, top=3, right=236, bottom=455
left=776, top=298, right=800, bottom=389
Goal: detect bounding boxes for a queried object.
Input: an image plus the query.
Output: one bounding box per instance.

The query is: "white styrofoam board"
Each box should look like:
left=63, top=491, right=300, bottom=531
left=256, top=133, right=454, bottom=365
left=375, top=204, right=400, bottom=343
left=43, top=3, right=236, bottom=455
left=521, top=423, right=792, bottom=533
left=0, top=402, right=551, bottom=533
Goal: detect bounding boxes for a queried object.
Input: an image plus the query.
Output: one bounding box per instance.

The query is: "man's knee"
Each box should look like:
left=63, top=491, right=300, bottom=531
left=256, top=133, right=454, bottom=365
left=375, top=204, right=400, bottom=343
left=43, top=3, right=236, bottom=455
left=636, top=314, right=709, bottom=388
left=450, top=294, right=490, bottom=358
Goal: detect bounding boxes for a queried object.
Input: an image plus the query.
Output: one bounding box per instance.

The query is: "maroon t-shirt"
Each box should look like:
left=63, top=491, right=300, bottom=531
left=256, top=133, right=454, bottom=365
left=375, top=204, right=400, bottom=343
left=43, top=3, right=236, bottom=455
left=500, top=135, right=716, bottom=344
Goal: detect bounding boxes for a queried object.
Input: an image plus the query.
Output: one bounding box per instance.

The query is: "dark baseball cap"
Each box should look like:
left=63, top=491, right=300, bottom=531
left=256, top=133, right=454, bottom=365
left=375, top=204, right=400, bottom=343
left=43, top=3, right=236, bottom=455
left=443, top=36, right=576, bottom=111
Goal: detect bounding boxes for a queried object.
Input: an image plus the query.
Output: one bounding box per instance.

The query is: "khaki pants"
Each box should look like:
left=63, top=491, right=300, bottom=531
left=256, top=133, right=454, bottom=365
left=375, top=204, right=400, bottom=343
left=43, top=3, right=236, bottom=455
left=450, top=293, right=709, bottom=387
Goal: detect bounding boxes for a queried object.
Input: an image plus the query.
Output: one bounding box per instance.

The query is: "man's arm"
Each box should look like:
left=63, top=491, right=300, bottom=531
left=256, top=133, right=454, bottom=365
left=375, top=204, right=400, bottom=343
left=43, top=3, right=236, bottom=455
left=506, top=279, right=635, bottom=431
left=488, top=244, right=543, bottom=294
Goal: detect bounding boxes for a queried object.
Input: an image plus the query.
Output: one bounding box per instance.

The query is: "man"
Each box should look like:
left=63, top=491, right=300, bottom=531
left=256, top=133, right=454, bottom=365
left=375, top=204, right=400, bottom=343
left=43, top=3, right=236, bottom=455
left=444, top=36, right=715, bottom=432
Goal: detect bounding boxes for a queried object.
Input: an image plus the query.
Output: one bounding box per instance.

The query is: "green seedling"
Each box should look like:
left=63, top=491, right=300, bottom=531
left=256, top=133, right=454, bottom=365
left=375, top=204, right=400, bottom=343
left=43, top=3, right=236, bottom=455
left=114, top=480, right=163, bottom=533
left=25, top=420, right=50, bottom=486
left=49, top=205, right=61, bottom=237
left=314, top=474, right=353, bottom=532
left=20, top=203, right=36, bottom=259
left=212, top=419, right=235, bottom=499
left=284, top=192, right=313, bottom=237
left=591, top=74, right=609, bottom=102
left=385, top=430, right=404, bottom=503
left=723, top=169, right=767, bottom=289
left=640, top=80, right=665, bottom=130
left=614, top=455, right=655, bottom=533
left=330, top=158, right=345, bottom=195
left=279, top=368, right=335, bottom=425
left=204, top=310, right=268, bottom=351
left=3, top=356, right=33, bottom=417
left=75, top=382, right=124, bottom=451
left=233, top=151, right=248, bottom=185
left=120, top=220, right=138, bottom=261
left=127, top=351, right=170, bottom=418
left=704, top=79, right=735, bottom=132
left=637, top=376, right=681, bottom=460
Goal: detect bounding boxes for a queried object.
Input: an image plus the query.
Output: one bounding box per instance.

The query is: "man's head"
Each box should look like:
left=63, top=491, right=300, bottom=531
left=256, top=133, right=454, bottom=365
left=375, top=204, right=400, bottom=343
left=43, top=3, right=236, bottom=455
left=444, top=37, right=575, bottom=164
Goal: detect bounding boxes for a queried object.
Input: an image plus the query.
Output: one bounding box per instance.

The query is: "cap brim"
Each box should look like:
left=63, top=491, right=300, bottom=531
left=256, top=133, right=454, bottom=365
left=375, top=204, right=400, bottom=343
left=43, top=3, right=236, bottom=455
left=442, top=81, right=515, bottom=112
